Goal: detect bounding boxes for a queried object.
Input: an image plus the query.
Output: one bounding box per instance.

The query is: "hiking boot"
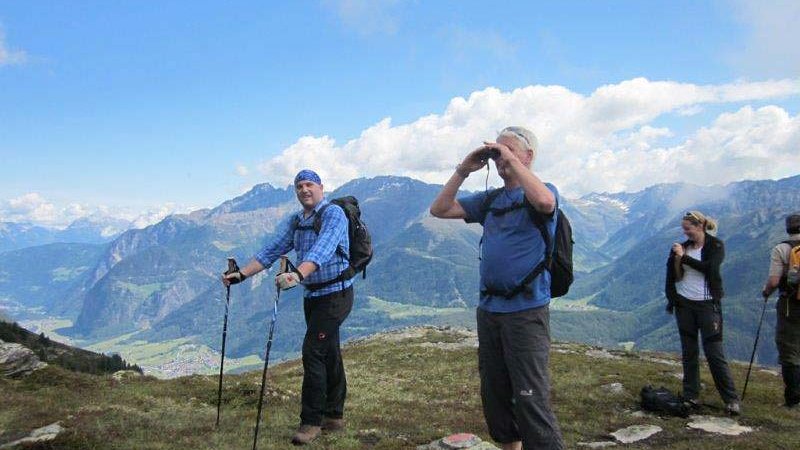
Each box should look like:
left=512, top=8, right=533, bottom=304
left=725, top=401, right=741, bottom=416
left=291, top=425, right=322, bottom=445
left=321, top=417, right=345, bottom=432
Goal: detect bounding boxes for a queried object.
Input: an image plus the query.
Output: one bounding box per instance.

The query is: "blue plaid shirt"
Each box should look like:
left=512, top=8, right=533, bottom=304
left=254, top=198, right=352, bottom=298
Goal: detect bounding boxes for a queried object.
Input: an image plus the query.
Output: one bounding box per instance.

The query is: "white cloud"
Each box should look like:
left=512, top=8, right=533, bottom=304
left=254, top=77, right=800, bottom=195
left=729, top=0, right=800, bottom=76
left=0, top=29, right=27, bottom=66
left=0, top=193, right=194, bottom=230
left=235, top=164, right=249, bottom=177
left=4, top=193, right=56, bottom=223
left=128, top=204, right=189, bottom=229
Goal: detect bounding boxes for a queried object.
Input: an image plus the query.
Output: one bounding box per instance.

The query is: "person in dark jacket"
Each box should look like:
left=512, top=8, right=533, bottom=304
left=665, top=210, right=740, bottom=415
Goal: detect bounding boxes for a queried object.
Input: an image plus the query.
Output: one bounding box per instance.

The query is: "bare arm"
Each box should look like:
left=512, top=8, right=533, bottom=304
left=296, top=261, right=317, bottom=279
left=429, top=172, right=469, bottom=219
left=221, top=258, right=266, bottom=286
left=429, top=147, right=487, bottom=219
left=513, top=162, right=556, bottom=214
left=763, top=245, right=787, bottom=297
left=763, top=275, right=781, bottom=298
left=224, top=258, right=317, bottom=287
left=239, top=259, right=266, bottom=278
left=483, top=141, right=555, bottom=214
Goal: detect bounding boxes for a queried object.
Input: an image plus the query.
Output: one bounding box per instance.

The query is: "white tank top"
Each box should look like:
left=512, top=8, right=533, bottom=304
left=676, top=246, right=710, bottom=301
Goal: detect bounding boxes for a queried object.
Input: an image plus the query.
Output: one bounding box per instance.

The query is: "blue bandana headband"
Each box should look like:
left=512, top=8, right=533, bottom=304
left=294, top=169, right=322, bottom=186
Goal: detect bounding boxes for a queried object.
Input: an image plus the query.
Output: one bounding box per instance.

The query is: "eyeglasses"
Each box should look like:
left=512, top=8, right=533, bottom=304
left=498, top=128, right=532, bottom=150
left=684, top=211, right=703, bottom=224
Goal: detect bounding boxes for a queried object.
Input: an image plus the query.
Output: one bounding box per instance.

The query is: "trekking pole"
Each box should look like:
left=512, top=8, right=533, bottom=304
left=216, top=257, right=239, bottom=428
left=742, top=294, right=770, bottom=401
left=252, top=255, right=288, bottom=450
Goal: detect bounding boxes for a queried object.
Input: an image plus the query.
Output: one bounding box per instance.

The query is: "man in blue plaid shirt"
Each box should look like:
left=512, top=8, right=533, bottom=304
left=222, top=169, right=353, bottom=445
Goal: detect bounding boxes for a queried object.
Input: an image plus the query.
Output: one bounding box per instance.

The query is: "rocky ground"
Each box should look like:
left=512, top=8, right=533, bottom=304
left=2, top=326, right=799, bottom=449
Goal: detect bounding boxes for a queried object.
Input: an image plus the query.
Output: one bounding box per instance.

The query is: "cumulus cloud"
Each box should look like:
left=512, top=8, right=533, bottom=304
left=0, top=193, right=195, bottom=230
left=0, top=29, right=27, bottom=66
left=255, top=77, right=800, bottom=195
left=4, top=193, right=57, bottom=223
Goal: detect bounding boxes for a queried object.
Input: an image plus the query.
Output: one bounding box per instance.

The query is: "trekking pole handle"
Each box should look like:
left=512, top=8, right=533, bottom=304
left=226, top=257, right=240, bottom=275
left=279, top=255, right=288, bottom=274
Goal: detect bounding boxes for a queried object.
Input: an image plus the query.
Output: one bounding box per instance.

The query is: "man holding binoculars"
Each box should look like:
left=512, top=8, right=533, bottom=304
left=430, top=126, right=565, bottom=450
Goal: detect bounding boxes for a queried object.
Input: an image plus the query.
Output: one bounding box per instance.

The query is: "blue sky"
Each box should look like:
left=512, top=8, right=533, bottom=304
left=1, top=1, right=798, bottom=226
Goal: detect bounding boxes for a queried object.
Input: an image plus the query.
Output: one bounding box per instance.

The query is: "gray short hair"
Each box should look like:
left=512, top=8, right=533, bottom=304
left=498, top=126, right=538, bottom=164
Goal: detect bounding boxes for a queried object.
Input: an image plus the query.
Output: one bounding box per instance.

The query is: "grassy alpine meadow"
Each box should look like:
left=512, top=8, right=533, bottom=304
left=2, top=326, right=799, bottom=449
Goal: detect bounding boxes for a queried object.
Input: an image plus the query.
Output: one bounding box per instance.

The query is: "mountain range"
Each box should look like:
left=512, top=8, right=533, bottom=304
left=0, top=215, right=131, bottom=253
left=1, top=174, right=798, bottom=373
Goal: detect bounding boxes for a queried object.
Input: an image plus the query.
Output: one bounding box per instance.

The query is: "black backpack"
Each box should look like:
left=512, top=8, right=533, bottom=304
left=479, top=188, right=574, bottom=298
left=293, top=196, right=373, bottom=291
left=640, top=385, right=690, bottom=417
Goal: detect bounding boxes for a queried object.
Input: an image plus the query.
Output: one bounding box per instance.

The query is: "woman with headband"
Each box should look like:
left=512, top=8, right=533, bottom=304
left=665, top=210, right=741, bottom=415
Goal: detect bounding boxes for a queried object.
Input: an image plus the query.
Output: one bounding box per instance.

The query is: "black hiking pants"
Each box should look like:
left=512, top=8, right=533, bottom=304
left=477, top=305, right=564, bottom=450
left=776, top=295, right=800, bottom=406
left=674, top=295, right=738, bottom=404
left=300, top=286, right=353, bottom=426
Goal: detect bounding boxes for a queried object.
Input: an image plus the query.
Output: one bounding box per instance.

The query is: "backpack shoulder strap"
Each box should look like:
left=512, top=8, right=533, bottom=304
left=480, top=198, right=556, bottom=300
left=291, top=214, right=307, bottom=231
left=478, top=188, right=504, bottom=225
left=522, top=197, right=554, bottom=261
left=312, top=203, right=332, bottom=234
left=311, top=202, right=349, bottom=261
left=782, top=239, right=800, bottom=248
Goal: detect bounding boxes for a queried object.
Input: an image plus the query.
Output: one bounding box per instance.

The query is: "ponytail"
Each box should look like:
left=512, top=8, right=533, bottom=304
left=704, top=217, right=718, bottom=236
left=684, top=210, right=718, bottom=236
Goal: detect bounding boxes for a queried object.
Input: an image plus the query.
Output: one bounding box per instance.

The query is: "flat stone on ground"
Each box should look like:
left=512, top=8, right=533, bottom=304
left=686, top=415, right=753, bottom=436
left=0, top=423, right=63, bottom=449
left=442, top=433, right=481, bottom=448
left=417, top=433, right=499, bottom=449
left=601, top=382, right=626, bottom=395
left=610, top=424, right=662, bottom=444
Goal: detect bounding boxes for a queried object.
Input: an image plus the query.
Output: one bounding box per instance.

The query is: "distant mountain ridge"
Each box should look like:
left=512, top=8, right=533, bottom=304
left=566, top=174, right=800, bottom=364
left=0, top=215, right=131, bottom=253
left=2, top=174, right=799, bottom=369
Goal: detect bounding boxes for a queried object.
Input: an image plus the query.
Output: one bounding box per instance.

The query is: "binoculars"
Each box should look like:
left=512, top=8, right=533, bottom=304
left=477, top=147, right=500, bottom=161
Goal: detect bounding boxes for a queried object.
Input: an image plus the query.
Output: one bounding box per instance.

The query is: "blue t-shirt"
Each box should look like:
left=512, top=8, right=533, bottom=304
left=459, top=184, right=559, bottom=313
